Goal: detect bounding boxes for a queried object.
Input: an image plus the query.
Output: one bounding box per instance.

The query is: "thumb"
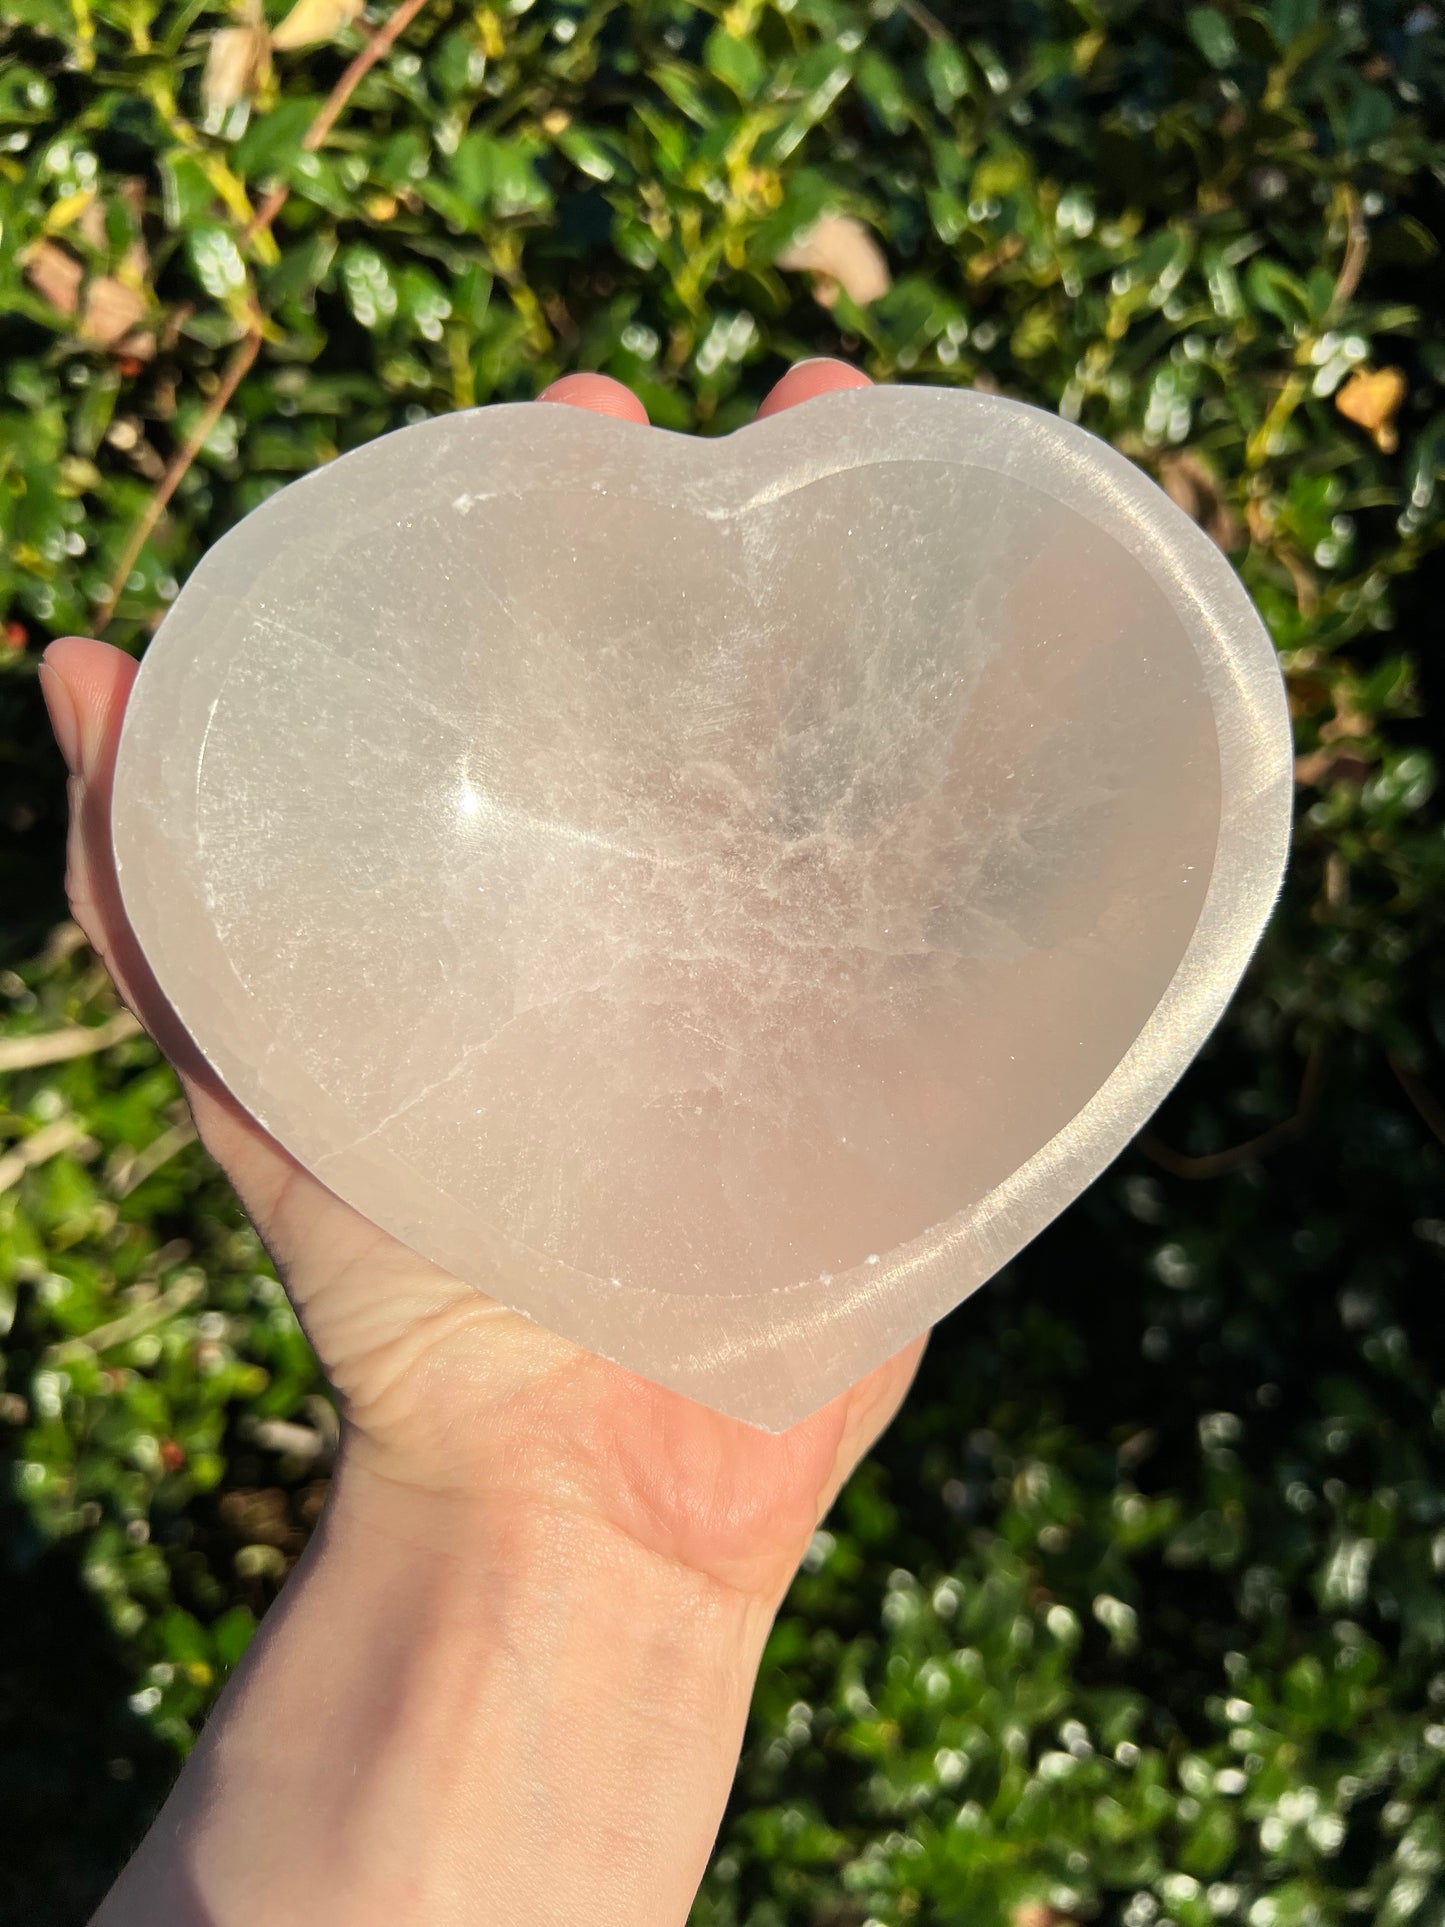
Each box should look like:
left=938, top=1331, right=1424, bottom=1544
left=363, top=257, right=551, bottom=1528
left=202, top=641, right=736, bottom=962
left=39, top=638, right=145, bottom=1012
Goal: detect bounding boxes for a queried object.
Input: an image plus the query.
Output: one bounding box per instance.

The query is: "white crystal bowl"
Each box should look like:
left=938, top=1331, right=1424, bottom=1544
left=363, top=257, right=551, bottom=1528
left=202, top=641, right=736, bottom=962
left=113, top=386, right=1292, bottom=1427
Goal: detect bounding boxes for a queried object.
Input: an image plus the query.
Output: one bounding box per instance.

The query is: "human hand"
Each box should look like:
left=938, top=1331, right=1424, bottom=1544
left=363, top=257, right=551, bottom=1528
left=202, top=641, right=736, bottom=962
left=45, top=360, right=924, bottom=1927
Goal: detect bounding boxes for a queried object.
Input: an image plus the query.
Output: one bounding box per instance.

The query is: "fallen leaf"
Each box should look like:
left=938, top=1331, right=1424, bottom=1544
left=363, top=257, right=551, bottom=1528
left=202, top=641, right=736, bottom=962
left=203, top=19, right=271, bottom=115
left=1335, top=365, right=1406, bottom=453
left=1294, top=682, right=1374, bottom=786
left=23, top=239, right=151, bottom=354
left=82, top=276, right=148, bottom=348
left=1295, top=747, right=1371, bottom=787
left=1158, top=449, right=1244, bottom=552
left=23, top=239, right=84, bottom=316
left=271, top=0, right=364, bottom=50
left=778, top=214, right=891, bottom=308
left=1320, top=696, right=1371, bottom=744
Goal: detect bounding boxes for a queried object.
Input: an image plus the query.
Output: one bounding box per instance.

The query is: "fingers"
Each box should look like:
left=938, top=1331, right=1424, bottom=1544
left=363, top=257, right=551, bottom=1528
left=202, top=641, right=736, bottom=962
left=538, top=372, right=650, bottom=424
left=756, top=357, right=872, bottom=421
left=537, top=357, right=873, bottom=429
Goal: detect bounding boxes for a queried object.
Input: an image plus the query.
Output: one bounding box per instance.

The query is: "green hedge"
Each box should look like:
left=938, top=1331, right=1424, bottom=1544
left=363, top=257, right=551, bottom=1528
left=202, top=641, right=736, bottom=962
left=2, top=0, right=1444, bottom=1920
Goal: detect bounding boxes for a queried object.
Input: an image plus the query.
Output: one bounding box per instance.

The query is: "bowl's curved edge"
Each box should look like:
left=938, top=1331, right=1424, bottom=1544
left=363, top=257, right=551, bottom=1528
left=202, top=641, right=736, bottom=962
left=111, top=388, right=1293, bottom=1431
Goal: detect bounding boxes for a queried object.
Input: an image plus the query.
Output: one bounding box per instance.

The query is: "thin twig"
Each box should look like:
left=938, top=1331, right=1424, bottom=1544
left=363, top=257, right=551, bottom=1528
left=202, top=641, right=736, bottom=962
left=243, top=0, right=433, bottom=249
left=37, top=921, right=88, bottom=970
left=1275, top=542, right=1319, bottom=620
left=247, top=1417, right=332, bottom=1463
left=0, top=1009, right=142, bottom=1074
left=1329, top=186, right=1369, bottom=317
left=895, top=0, right=950, bottom=42
left=96, top=327, right=261, bottom=624
left=109, top=1118, right=199, bottom=1198
left=1139, top=1044, right=1325, bottom=1180
left=51, top=1273, right=206, bottom=1359
left=1389, top=1053, right=1445, bottom=1150
left=0, top=1119, right=93, bottom=1196
left=303, top=0, right=434, bottom=152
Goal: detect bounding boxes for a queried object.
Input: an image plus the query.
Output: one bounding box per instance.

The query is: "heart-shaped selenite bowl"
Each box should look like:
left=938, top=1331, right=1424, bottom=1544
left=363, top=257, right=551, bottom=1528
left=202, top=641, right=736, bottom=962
left=113, top=386, right=1292, bottom=1429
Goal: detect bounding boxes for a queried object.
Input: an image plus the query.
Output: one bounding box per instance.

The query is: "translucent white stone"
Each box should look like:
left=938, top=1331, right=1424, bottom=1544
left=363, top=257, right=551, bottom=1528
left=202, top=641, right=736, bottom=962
left=112, top=387, right=1292, bottom=1428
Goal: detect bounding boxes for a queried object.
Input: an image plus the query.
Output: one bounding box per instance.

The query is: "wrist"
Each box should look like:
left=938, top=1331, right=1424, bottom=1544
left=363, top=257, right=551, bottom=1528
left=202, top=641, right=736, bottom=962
left=329, top=1437, right=782, bottom=1728
left=100, top=1433, right=774, bottom=1927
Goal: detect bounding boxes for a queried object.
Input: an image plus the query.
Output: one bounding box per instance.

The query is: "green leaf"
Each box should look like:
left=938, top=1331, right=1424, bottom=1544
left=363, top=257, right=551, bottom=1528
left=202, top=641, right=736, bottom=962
left=185, top=223, right=248, bottom=302
left=261, top=230, right=337, bottom=307
left=398, top=263, right=451, bottom=339
left=651, top=60, right=711, bottom=125
left=1186, top=6, right=1238, bottom=68
left=372, top=128, right=432, bottom=191
left=339, top=245, right=398, bottom=330
left=556, top=126, right=618, bottom=182
left=158, top=151, right=216, bottom=230
left=923, top=39, right=970, bottom=110
left=232, top=97, right=319, bottom=180
left=1340, top=79, right=1395, bottom=148
left=703, top=27, right=766, bottom=101
left=856, top=49, right=910, bottom=133
left=750, top=166, right=834, bottom=259
left=70, top=370, right=119, bottom=458
left=1245, top=255, right=1311, bottom=329
left=212, top=1605, right=258, bottom=1669
left=1266, top=0, right=1320, bottom=44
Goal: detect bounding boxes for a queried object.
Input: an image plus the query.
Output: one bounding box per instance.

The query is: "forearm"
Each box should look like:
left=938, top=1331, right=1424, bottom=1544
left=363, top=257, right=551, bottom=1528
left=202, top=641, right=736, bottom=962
left=95, top=1448, right=777, bottom=1926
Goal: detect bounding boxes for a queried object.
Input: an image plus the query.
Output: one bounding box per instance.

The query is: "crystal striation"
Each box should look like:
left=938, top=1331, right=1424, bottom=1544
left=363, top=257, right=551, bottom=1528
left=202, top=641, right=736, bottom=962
left=111, top=386, right=1293, bottom=1428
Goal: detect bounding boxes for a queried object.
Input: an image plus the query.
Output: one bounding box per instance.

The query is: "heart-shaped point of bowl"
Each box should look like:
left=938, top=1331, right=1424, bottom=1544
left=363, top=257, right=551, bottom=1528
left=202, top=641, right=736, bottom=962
left=112, top=386, right=1292, bottom=1429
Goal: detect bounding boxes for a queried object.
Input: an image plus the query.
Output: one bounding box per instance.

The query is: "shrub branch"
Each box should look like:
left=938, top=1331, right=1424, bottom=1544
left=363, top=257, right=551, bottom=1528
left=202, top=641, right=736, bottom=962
left=96, top=0, right=434, bottom=631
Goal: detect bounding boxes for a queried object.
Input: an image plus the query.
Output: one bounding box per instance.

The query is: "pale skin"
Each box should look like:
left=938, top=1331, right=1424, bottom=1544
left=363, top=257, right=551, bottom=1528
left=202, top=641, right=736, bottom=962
left=40, top=358, right=925, bottom=1927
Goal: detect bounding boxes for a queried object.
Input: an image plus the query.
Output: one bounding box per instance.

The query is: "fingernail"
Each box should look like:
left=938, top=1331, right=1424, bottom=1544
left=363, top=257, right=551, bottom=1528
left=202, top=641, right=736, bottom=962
left=39, top=663, right=82, bottom=775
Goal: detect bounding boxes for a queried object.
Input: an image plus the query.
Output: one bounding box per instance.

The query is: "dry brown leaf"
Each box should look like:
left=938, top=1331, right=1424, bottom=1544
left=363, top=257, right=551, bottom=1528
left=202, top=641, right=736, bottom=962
left=1295, top=747, right=1371, bottom=787
left=23, top=239, right=151, bottom=354
left=24, top=239, right=84, bottom=316
left=271, top=0, right=364, bottom=50
left=1158, top=449, right=1243, bottom=552
left=778, top=214, right=891, bottom=308
left=203, top=20, right=272, bottom=114
left=1294, top=680, right=1373, bottom=786
left=81, top=276, right=149, bottom=350
left=79, top=186, right=152, bottom=351
left=1320, top=697, right=1370, bottom=744
left=1335, top=365, right=1406, bottom=453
